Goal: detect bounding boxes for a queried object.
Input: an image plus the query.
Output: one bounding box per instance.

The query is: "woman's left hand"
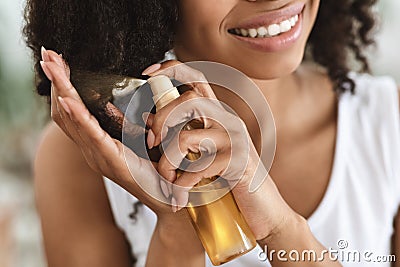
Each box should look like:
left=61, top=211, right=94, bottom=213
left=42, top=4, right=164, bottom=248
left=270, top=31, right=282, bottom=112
left=144, top=61, right=298, bottom=242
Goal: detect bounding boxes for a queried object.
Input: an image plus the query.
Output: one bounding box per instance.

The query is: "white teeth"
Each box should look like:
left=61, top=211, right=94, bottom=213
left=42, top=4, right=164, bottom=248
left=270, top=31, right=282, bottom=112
left=268, top=24, right=280, bottom=36
left=257, top=26, right=268, bottom=37
left=232, top=13, right=300, bottom=38
left=280, top=20, right=291, bottom=33
left=290, top=17, right=296, bottom=27
left=248, top=28, right=258, bottom=38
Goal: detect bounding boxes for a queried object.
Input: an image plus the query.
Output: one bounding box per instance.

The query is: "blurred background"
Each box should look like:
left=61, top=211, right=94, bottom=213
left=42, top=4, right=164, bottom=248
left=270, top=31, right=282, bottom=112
left=0, top=0, right=399, bottom=266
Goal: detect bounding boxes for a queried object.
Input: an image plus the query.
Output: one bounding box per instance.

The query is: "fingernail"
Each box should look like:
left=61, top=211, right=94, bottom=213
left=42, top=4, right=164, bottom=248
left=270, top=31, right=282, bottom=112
left=41, top=46, right=50, bottom=62
left=142, top=63, right=161, bottom=75
left=40, top=61, right=53, bottom=81
left=160, top=180, right=170, bottom=199
left=58, top=96, right=71, bottom=114
left=171, top=197, right=178, bottom=213
left=147, top=129, right=155, bottom=149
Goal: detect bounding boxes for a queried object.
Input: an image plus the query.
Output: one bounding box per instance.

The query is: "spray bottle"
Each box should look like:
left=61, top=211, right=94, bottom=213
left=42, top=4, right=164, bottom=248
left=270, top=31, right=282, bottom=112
left=147, top=75, right=256, bottom=265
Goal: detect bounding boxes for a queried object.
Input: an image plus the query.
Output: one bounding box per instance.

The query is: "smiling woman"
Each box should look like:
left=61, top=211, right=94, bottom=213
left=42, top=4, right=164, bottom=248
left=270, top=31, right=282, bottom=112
left=22, top=0, right=400, bottom=267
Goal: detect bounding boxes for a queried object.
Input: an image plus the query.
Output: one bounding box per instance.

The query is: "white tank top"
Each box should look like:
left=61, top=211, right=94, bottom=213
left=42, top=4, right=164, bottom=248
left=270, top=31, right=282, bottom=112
left=104, top=72, right=400, bottom=266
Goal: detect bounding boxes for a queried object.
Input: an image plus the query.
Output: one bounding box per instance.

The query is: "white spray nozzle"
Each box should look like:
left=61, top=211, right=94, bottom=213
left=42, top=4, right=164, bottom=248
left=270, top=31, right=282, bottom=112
left=147, top=75, right=180, bottom=109
left=147, top=75, right=174, bottom=96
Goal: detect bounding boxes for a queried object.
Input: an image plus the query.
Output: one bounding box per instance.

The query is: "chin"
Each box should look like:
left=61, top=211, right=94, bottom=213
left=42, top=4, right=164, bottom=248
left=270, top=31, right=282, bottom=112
left=228, top=51, right=305, bottom=81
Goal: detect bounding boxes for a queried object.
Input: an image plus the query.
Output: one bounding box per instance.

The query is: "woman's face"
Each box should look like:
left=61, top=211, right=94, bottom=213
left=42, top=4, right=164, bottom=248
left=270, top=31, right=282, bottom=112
left=173, top=0, right=320, bottom=80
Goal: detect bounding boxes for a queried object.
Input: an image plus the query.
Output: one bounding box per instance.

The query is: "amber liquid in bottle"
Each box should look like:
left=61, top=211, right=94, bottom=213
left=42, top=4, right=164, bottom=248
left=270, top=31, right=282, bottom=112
left=148, top=76, right=257, bottom=266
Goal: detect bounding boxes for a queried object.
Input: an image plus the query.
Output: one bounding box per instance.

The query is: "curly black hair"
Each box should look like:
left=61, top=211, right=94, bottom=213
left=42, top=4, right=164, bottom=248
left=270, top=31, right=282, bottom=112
left=308, top=0, right=377, bottom=93
left=23, top=0, right=178, bottom=97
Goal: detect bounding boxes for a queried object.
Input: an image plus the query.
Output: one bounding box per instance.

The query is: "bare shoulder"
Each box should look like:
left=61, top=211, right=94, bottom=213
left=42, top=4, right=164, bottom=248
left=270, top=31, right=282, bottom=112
left=34, top=121, right=107, bottom=211
left=34, top=121, right=132, bottom=267
left=35, top=121, right=92, bottom=177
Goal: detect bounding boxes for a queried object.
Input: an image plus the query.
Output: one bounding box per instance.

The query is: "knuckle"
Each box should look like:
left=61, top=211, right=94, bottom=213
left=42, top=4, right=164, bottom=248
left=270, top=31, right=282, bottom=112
left=179, top=131, right=191, bottom=147
left=93, top=131, right=107, bottom=146
left=158, top=155, right=167, bottom=168
left=164, top=60, right=180, bottom=68
left=182, top=90, right=199, bottom=101
left=151, top=113, right=163, bottom=132
left=81, top=111, right=93, bottom=124
left=193, top=70, right=207, bottom=82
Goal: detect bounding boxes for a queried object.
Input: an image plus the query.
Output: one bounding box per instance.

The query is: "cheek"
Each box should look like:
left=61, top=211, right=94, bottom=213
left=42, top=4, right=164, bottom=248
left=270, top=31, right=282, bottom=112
left=175, top=2, right=231, bottom=58
left=176, top=0, right=226, bottom=42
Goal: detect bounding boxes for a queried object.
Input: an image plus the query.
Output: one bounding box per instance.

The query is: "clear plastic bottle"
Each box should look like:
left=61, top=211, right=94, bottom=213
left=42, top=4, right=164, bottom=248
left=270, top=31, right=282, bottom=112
left=148, top=75, right=257, bottom=266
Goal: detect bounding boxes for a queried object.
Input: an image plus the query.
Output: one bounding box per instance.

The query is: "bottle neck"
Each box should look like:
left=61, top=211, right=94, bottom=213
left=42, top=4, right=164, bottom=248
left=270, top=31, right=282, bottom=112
left=154, top=88, right=181, bottom=111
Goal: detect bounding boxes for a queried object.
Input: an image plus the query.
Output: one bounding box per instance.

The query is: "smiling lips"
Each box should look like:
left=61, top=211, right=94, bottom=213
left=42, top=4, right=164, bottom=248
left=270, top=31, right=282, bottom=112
left=229, top=14, right=299, bottom=38
left=228, top=2, right=305, bottom=52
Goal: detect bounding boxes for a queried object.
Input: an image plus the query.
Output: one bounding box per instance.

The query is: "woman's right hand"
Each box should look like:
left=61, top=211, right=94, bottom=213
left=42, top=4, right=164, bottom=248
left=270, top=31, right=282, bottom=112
left=40, top=49, right=171, bottom=214
left=40, top=49, right=206, bottom=266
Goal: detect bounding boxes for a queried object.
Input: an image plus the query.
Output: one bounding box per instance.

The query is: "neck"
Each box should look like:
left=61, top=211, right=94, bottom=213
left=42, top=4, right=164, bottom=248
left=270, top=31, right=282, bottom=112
left=251, top=70, right=304, bottom=109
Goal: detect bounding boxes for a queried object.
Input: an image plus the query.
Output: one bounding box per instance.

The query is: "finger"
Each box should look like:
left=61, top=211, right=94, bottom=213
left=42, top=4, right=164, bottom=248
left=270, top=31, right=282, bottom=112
left=62, top=96, right=108, bottom=150
left=158, top=128, right=229, bottom=183
left=40, top=61, right=81, bottom=102
left=58, top=96, right=111, bottom=161
left=142, top=112, right=155, bottom=128
left=41, top=46, right=50, bottom=62
left=149, top=91, right=224, bottom=147
left=41, top=68, right=73, bottom=133
left=145, top=60, right=218, bottom=100
left=48, top=51, right=68, bottom=76
left=44, top=57, right=99, bottom=150
left=150, top=90, right=202, bottom=148
left=56, top=101, right=99, bottom=172
left=41, top=48, right=70, bottom=78
left=50, top=85, right=68, bottom=133
left=57, top=95, right=96, bottom=149
left=171, top=154, right=229, bottom=211
left=103, top=102, right=146, bottom=139
left=50, top=73, right=94, bottom=149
